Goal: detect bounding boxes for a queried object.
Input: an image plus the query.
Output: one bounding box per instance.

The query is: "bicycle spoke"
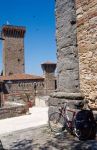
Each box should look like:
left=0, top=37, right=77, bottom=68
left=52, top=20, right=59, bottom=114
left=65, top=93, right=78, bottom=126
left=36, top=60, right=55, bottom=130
left=49, top=112, right=65, bottom=133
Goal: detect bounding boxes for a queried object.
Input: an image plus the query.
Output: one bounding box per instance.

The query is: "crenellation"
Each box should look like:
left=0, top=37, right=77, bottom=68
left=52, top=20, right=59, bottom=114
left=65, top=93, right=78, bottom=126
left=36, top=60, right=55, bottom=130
left=2, top=25, right=25, bottom=38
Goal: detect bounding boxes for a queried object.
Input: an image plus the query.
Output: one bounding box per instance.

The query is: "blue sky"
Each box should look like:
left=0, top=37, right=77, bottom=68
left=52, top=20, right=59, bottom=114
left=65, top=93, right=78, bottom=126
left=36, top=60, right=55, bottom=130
left=0, top=0, right=56, bottom=75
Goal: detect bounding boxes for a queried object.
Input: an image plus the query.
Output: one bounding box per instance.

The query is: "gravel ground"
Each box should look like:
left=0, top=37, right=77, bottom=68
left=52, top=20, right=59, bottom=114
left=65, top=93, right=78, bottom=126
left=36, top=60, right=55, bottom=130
left=0, top=125, right=97, bottom=150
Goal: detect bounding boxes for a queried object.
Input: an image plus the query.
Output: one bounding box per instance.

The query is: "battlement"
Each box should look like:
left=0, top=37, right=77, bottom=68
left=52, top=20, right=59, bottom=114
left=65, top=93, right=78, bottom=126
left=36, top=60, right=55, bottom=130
left=2, top=25, right=26, bottom=38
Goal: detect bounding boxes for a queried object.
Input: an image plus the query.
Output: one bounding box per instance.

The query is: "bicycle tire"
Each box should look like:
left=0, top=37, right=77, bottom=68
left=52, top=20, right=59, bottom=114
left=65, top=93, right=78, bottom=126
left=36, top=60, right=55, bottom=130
left=49, top=112, right=65, bottom=133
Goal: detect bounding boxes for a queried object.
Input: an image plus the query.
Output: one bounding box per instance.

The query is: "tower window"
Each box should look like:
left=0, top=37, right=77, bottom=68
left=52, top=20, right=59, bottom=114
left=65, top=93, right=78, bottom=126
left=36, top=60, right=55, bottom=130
left=9, top=72, right=13, bottom=75
left=18, top=58, right=21, bottom=62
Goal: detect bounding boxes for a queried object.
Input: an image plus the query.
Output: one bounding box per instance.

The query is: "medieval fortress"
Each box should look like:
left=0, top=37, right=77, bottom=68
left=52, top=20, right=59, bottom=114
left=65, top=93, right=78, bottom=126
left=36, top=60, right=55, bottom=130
left=0, top=0, right=97, bottom=118
left=0, top=25, right=56, bottom=112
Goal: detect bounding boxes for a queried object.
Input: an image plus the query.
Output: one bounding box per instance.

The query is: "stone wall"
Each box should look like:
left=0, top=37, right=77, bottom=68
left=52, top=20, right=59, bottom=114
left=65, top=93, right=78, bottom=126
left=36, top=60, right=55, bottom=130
left=0, top=103, right=28, bottom=119
left=76, top=0, right=97, bottom=98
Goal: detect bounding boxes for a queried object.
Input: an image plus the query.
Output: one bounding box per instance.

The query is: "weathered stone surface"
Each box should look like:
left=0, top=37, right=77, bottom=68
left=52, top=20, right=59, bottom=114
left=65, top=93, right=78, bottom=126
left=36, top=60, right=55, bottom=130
left=87, top=92, right=97, bottom=110
left=50, top=92, right=83, bottom=99
left=56, top=0, right=80, bottom=93
left=48, top=0, right=84, bottom=114
left=55, top=0, right=97, bottom=111
left=76, top=0, right=97, bottom=100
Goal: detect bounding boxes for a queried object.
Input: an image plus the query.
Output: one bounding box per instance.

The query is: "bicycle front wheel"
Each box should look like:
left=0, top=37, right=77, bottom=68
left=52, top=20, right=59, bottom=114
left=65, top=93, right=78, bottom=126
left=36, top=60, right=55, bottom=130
left=49, top=112, right=65, bottom=133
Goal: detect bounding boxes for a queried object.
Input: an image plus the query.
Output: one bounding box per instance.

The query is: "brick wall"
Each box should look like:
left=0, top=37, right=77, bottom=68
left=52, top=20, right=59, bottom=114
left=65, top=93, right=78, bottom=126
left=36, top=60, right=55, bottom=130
left=76, top=0, right=97, bottom=98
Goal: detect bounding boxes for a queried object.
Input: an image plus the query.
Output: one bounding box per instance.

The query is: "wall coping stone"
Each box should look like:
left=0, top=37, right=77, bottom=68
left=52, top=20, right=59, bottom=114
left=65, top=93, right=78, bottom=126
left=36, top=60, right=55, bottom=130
left=50, top=92, right=84, bottom=100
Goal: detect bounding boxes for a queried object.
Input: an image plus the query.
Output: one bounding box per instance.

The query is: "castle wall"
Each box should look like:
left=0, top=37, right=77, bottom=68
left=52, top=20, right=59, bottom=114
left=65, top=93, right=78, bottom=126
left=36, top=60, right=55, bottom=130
left=76, top=0, right=97, bottom=98
left=3, top=79, right=45, bottom=102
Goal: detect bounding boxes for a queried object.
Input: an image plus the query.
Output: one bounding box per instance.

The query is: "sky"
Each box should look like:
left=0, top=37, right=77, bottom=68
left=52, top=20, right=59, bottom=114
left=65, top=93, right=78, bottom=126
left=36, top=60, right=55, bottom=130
left=0, top=0, right=56, bottom=76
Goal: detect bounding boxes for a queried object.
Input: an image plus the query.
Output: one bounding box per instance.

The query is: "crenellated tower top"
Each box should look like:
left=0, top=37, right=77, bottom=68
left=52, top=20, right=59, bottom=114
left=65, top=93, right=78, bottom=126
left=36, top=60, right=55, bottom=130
left=2, top=25, right=26, bottom=38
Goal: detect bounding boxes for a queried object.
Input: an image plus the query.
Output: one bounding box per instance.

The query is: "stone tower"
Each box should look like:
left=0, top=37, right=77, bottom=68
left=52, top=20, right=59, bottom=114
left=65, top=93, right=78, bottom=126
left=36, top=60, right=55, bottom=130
left=41, top=61, right=56, bottom=95
left=2, top=25, right=26, bottom=76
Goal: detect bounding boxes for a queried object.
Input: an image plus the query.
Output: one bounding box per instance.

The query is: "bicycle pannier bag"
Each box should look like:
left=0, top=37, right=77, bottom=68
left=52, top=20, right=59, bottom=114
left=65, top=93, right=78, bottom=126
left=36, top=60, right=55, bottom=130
left=75, top=109, right=96, bottom=140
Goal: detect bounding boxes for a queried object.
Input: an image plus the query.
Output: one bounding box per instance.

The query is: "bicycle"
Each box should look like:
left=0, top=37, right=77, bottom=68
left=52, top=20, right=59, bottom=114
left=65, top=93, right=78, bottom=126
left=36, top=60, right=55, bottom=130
left=48, top=102, right=95, bottom=140
left=49, top=102, right=76, bottom=135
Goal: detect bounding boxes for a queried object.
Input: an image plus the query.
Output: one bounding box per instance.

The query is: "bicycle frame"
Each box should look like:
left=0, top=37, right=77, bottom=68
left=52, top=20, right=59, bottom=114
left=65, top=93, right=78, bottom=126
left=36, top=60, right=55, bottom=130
left=59, top=103, right=76, bottom=132
left=49, top=101, right=96, bottom=140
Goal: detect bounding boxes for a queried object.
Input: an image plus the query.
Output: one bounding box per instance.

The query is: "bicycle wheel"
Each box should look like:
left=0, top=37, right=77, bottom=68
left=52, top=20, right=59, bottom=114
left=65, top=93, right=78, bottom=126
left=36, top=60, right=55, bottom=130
left=49, top=112, right=65, bottom=133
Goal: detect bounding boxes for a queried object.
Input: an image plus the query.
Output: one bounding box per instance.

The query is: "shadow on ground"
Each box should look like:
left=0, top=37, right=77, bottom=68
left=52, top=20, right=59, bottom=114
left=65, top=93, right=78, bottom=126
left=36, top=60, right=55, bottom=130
left=1, top=127, right=97, bottom=150
left=5, top=133, right=97, bottom=150
left=71, top=140, right=97, bottom=150
left=9, top=139, right=33, bottom=150
left=38, top=133, right=97, bottom=150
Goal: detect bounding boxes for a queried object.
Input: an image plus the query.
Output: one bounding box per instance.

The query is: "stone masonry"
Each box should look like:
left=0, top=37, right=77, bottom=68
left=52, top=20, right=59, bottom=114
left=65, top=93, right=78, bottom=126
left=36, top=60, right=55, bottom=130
left=56, top=0, right=79, bottom=93
left=49, top=0, right=84, bottom=111
left=49, top=0, right=97, bottom=111
left=76, top=0, right=97, bottom=99
left=2, top=25, right=25, bottom=76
